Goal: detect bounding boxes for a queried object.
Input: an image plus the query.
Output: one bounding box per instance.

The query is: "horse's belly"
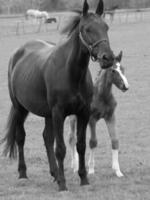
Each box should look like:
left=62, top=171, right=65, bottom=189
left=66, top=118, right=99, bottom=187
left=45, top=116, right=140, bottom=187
left=11, top=64, right=50, bottom=116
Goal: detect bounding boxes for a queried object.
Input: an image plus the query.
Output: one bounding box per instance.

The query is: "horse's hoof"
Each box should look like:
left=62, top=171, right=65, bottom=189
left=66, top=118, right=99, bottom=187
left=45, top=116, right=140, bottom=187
left=51, top=171, right=58, bottom=182
left=88, top=168, right=95, bottom=174
left=19, top=172, right=28, bottom=179
left=80, top=178, right=89, bottom=186
left=115, top=170, right=124, bottom=177
left=112, top=167, right=124, bottom=178
left=58, top=184, right=68, bottom=192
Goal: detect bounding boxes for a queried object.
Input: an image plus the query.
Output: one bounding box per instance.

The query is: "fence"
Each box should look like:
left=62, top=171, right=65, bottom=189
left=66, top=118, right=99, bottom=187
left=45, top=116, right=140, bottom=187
left=105, top=8, right=150, bottom=24
left=0, top=8, right=150, bottom=37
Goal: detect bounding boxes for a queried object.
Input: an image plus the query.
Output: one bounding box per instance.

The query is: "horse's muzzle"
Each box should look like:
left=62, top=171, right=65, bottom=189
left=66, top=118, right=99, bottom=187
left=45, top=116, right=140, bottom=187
left=98, top=52, right=114, bottom=69
left=122, top=84, right=129, bottom=92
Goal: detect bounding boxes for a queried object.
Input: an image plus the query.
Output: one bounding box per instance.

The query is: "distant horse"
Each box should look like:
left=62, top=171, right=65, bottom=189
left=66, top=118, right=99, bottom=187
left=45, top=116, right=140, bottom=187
left=1, top=0, right=114, bottom=191
left=25, top=9, right=49, bottom=22
left=104, top=5, right=119, bottom=23
left=45, top=17, right=57, bottom=24
left=69, top=51, right=129, bottom=177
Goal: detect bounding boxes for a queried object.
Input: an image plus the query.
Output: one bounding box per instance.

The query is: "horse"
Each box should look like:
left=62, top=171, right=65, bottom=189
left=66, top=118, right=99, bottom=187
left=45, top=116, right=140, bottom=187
left=1, top=0, right=114, bottom=191
left=25, top=9, right=49, bottom=22
left=69, top=51, right=129, bottom=177
left=45, top=17, right=57, bottom=24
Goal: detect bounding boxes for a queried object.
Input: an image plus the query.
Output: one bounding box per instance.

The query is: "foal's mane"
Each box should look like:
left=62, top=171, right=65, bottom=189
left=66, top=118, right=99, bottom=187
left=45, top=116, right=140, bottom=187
left=61, top=11, right=82, bottom=36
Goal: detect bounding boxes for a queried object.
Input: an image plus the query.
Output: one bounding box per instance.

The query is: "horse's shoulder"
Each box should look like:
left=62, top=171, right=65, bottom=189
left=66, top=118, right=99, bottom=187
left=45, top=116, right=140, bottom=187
left=104, top=96, right=117, bottom=119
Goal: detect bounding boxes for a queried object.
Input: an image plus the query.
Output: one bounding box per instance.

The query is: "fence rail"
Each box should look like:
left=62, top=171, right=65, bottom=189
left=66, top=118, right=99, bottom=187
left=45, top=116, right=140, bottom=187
left=0, top=8, right=150, bottom=37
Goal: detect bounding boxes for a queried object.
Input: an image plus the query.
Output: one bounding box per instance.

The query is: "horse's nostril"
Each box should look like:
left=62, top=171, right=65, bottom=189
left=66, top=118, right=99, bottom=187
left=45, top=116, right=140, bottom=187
left=123, top=85, right=129, bottom=92
left=102, top=54, right=109, bottom=61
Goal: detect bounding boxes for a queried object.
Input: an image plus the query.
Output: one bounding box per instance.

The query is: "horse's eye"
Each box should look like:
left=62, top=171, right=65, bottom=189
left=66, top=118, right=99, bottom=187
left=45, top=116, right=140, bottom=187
left=86, top=27, right=92, bottom=33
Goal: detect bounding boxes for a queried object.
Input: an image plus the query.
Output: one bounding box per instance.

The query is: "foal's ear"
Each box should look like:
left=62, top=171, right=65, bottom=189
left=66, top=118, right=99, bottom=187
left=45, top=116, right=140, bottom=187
left=83, top=0, right=89, bottom=16
left=116, top=51, right=123, bottom=62
left=96, top=0, right=104, bottom=16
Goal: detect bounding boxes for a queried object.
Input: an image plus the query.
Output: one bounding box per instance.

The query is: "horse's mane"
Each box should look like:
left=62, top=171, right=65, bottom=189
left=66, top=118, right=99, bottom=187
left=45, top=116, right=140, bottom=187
left=61, top=10, right=82, bottom=36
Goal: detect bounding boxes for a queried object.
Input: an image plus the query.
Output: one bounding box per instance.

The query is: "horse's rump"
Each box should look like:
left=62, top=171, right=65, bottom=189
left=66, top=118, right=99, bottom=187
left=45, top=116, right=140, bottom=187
left=9, top=40, right=55, bottom=116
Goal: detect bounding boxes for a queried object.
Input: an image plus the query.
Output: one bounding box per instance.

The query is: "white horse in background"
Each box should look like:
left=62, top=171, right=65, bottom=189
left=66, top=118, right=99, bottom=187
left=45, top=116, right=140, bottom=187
left=25, top=9, right=49, bottom=23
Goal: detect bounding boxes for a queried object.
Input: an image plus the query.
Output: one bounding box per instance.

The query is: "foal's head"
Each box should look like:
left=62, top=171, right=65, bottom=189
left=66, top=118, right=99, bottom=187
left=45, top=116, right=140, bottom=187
left=110, top=51, right=129, bottom=92
left=62, top=0, right=114, bottom=69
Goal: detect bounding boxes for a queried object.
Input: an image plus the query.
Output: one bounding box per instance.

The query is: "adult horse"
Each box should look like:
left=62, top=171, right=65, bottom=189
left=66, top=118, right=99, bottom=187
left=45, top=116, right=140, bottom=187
left=1, top=0, right=114, bottom=191
left=69, top=51, right=129, bottom=177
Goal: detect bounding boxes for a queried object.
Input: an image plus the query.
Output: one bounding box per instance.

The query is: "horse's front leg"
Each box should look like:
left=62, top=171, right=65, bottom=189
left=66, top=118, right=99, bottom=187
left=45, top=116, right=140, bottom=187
left=68, top=115, right=79, bottom=172
left=76, top=110, right=89, bottom=186
left=52, top=106, right=67, bottom=191
left=105, top=114, right=124, bottom=177
left=88, top=117, right=97, bottom=174
left=43, top=117, right=58, bottom=181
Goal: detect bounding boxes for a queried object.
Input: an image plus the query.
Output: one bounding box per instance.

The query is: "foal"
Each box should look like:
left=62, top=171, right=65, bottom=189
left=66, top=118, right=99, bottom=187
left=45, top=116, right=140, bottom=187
left=69, top=51, right=129, bottom=177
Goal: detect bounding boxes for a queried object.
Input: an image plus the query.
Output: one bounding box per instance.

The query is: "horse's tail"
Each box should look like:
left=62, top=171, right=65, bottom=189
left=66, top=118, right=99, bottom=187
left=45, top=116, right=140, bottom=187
left=0, top=105, right=18, bottom=159
left=0, top=48, right=26, bottom=159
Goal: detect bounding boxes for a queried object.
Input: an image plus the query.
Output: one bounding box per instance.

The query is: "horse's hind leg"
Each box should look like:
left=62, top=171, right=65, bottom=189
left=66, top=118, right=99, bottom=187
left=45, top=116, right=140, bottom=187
left=105, top=113, right=124, bottom=177
left=88, top=117, right=97, bottom=174
left=15, top=106, right=29, bottom=178
left=43, top=117, right=58, bottom=181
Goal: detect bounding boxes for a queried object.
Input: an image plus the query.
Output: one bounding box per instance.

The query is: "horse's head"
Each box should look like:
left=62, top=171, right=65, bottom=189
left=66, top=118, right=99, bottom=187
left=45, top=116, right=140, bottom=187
left=110, top=51, right=129, bottom=92
left=79, top=0, right=114, bottom=69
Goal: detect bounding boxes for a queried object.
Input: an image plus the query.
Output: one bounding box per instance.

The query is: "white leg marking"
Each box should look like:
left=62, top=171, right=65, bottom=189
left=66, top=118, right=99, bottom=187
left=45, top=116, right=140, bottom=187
left=68, top=116, right=79, bottom=172
left=112, top=149, right=124, bottom=177
left=88, top=149, right=95, bottom=174
left=71, top=146, right=79, bottom=173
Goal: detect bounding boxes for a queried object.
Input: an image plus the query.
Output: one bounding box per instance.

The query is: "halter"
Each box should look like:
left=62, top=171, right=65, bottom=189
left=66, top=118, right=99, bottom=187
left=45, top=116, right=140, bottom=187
left=79, top=31, right=108, bottom=62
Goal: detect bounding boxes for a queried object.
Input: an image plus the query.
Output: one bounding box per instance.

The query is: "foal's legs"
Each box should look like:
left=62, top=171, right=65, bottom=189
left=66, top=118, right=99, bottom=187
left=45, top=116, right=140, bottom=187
left=88, top=117, right=97, bottom=174
left=68, top=115, right=78, bottom=172
left=105, top=114, right=124, bottom=177
left=43, top=117, right=58, bottom=181
left=76, top=112, right=89, bottom=185
left=15, top=107, right=29, bottom=179
left=52, top=106, right=67, bottom=191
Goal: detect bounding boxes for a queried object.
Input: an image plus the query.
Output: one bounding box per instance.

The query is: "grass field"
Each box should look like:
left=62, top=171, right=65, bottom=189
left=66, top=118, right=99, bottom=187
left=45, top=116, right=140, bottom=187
left=0, top=17, right=150, bottom=200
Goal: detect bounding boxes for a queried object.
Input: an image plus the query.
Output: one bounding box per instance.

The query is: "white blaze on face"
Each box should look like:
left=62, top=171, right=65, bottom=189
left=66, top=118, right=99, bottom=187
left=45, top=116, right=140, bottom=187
left=115, top=62, right=129, bottom=89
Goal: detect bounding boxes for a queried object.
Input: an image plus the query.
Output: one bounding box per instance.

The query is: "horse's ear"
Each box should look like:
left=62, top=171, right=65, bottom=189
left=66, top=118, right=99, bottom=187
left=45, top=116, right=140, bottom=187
left=83, top=0, right=89, bottom=16
left=116, top=51, right=123, bottom=62
left=96, top=0, right=104, bottom=16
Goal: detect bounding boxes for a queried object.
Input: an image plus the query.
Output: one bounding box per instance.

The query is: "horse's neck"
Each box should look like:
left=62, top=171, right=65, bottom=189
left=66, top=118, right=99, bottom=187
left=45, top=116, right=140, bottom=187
left=66, top=32, right=90, bottom=86
left=95, top=70, right=113, bottom=100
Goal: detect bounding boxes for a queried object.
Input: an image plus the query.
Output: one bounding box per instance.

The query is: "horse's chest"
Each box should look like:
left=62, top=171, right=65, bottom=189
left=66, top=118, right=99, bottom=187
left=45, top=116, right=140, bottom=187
left=66, top=93, right=89, bottom=115
left=91, top=100, right=115, bottom=120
